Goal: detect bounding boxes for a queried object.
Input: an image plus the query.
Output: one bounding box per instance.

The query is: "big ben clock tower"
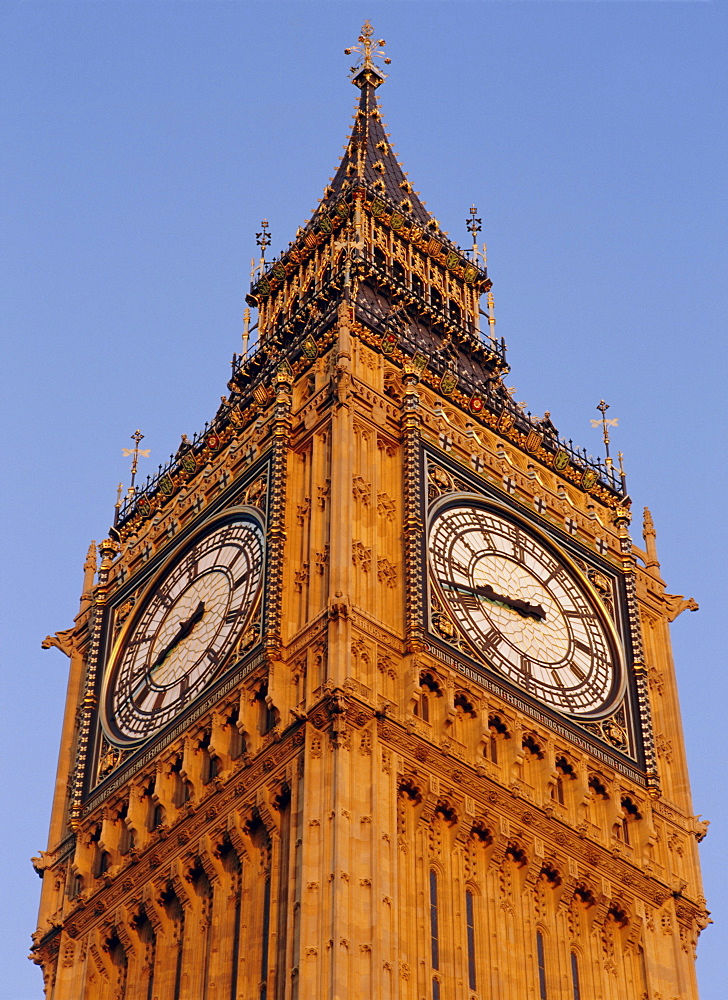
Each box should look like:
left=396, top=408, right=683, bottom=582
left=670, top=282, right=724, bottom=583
left=33, top=24, right=708, bottom=1000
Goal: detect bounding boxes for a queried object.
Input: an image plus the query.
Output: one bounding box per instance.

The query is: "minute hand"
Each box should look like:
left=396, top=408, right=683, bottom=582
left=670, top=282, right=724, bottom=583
left=440, top=580, right=546, bottom=621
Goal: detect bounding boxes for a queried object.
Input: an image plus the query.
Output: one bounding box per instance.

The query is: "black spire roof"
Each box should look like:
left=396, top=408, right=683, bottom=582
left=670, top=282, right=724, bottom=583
left=318, top=55, right=437, bottom=233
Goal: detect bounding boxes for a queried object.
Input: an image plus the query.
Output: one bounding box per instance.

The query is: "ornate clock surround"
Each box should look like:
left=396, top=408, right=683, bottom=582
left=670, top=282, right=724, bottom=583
left=420, top=447, right=646, bottom=781
left=84, top=460, right=272, bottom=808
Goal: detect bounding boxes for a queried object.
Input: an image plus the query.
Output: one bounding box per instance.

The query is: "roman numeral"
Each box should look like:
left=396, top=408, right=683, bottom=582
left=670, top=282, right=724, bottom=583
left=459, top=537, right=480, bottom=557
left=512, top=529, right=525, bottom=562
left=131, top=680, right=151, bottom=705
left=459, top=594, right=482, bottom=611
left=483, top=628, right=501, bottom=649
left=228, top=546, right=246, bottom=570
left=128, top=635, right=152, bottom=647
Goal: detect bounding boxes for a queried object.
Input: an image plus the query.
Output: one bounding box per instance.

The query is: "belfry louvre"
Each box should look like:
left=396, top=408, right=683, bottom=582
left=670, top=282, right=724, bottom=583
left=33, top=23, right=707, bottom=1000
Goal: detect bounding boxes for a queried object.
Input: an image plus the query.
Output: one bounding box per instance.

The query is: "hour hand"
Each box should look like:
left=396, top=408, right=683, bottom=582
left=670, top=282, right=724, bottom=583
left=439, top=580, right=546, bottom=621
left=151, top=601, right=206, bottom=672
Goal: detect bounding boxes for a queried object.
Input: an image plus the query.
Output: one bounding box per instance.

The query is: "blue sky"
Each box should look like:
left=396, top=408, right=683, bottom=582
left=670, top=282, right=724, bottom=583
left=1, top=2, right=726, bottom=997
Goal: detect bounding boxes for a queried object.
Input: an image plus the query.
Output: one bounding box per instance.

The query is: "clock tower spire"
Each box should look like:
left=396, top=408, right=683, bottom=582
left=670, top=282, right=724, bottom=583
left=34, top=26, right=707, bottom=1000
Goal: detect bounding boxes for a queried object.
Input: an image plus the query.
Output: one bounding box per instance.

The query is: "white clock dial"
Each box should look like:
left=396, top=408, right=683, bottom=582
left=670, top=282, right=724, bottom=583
left=428, top=497, right=624, bottom=718
left=102, top=509, right=265, bottom=746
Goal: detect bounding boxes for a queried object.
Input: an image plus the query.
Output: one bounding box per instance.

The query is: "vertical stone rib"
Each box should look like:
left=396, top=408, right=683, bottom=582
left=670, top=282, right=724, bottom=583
left=264, top=378, right=293, bottom=657
left=401, top=376, right=425, bottom=652
left=71, top=539, right=118, bottom=830
left=619, top=521, right=660, bottom=795
left=326, top=302, right=354, bottom=687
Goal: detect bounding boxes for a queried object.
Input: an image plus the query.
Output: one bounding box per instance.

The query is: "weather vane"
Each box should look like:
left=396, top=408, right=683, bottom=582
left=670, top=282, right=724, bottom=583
left=122, top=429, right=151, bottom=492
left=345, top=21, right=390, bottom=76
left=590, top=400, right=619, bottom=468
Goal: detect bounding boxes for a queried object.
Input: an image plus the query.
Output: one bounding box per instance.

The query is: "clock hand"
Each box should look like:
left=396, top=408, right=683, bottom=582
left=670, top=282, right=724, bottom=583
left=472, top=583, right=547, bottom=620
left=439, top=580, right=546, bottom=621
left=151, top=601, right=206, bottom=672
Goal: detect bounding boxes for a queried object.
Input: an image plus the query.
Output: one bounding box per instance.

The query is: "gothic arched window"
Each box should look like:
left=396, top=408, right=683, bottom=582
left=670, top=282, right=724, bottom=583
left=553, top=756, right=575, bottom=805
left=487, top=714, right=508, bottom=763
left=536, top=930, right=547, bottom=1000
left=416, top=671, right=442, bottom=724
left=429, top=869, right=441, bottom=999
left=570, top=950, right=581, bottom=1000
left=255, top=684, right=276, bottom=735
left=465, top=888, right=477, bottom=991
left=615, top=796, right=641, bottom=845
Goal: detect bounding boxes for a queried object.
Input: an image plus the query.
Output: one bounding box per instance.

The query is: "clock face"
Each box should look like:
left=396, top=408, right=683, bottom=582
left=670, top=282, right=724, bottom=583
left=102, top=509, right=265, bottom=746
left=428, top=497, right=624, bottom=718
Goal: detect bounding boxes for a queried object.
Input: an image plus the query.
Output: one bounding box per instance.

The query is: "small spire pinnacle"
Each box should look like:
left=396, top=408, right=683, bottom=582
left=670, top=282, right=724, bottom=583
left=642, top=507, right=660, bottom=568
left=243, top=257, right=256, bottom=355
left=617, top=450, right=628, bottom=496
left=345, top=21, right=390, bottom=88
left=113, top=482, right=124, bottom=527
left=486, top=289, right=497, bottom=347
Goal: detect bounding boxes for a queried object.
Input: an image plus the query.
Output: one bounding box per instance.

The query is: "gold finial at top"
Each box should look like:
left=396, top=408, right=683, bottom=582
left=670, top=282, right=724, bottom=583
left=345, top=22, right=390, bottom=85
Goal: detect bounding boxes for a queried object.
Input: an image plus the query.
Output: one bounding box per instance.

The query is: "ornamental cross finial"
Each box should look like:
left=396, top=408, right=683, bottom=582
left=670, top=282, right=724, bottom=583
left=345, top=21, right=390, bottom=79
left=256, top=219, right=271, bottom=263
left=590, top=400, right=619, bottom=466
left=467, top=205, right=482, bottom=248
left=121, top=429, right=151, bottom=491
